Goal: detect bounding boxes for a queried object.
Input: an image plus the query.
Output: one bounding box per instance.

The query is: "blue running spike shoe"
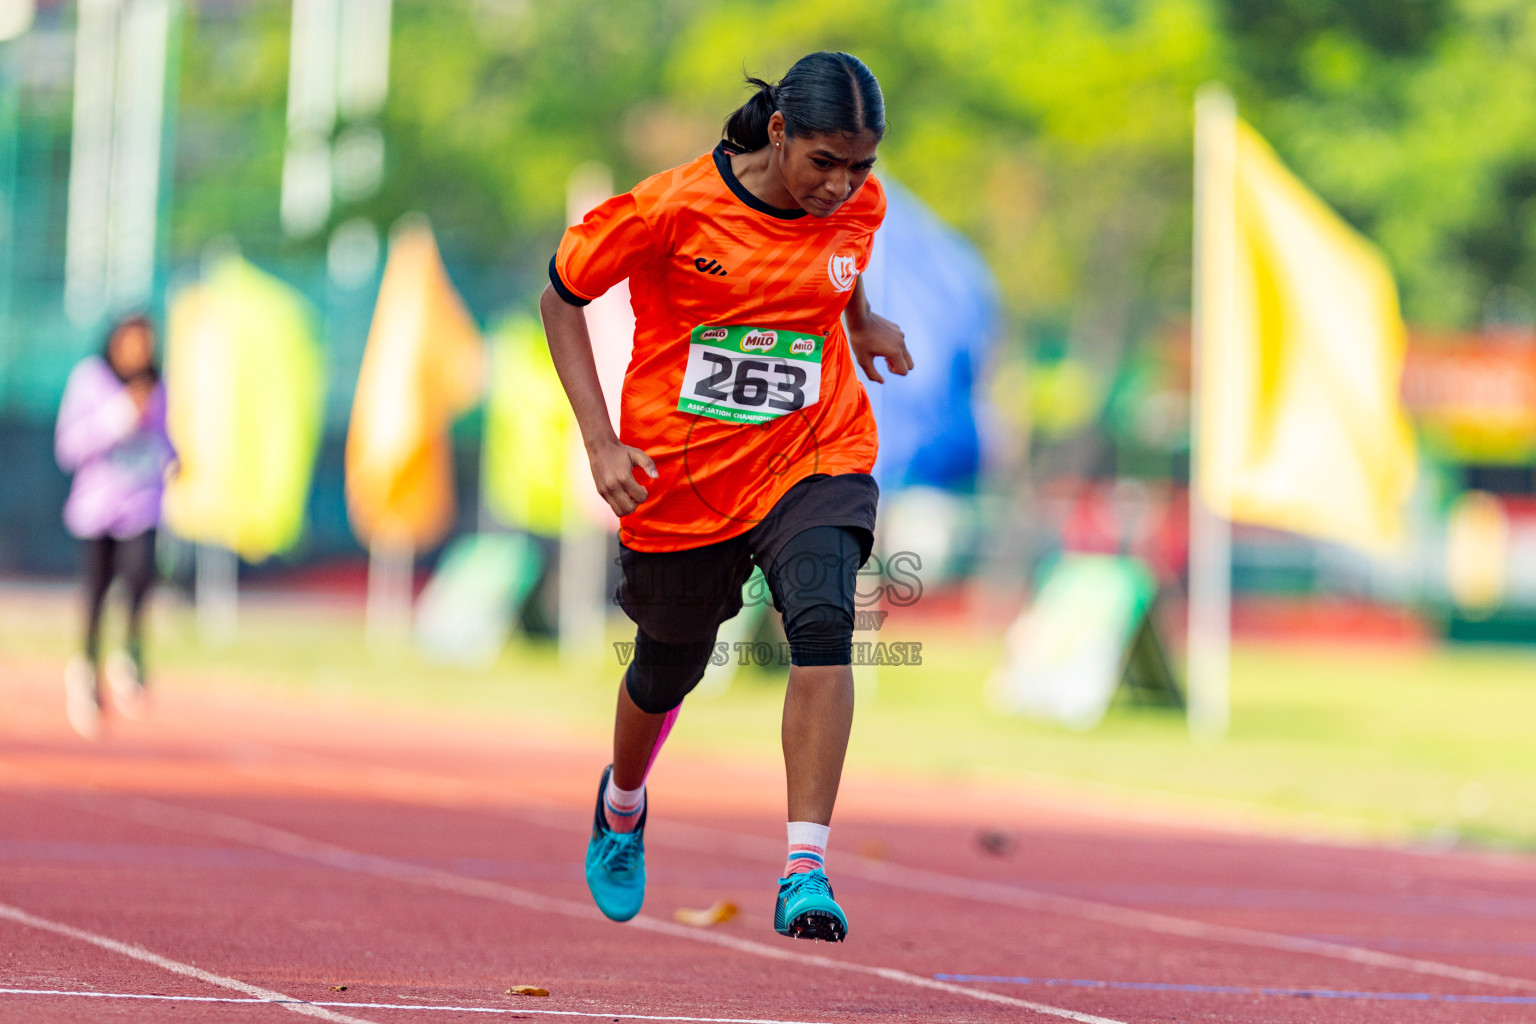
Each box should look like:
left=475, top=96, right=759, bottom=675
left=584, top=764, right=646, bottom=922
left=774, top=869, right=847, bottom=942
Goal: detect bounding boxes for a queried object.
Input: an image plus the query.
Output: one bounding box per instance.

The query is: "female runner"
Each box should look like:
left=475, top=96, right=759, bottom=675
left=541, top=51, right=911, bottom=942
left=54, top=313, right=175, bottom=738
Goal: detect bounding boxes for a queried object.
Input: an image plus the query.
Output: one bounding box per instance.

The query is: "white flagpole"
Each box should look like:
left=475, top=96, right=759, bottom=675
left=195, top=542, right=237, bottom=645
left=1188, top=84, right=1236, bottom=741
left=558, top=163, right=622, bottom=667
left=366, top=538, right=413, bottom=650
left=64, top=0, right=117, bottom=326
left=194, top=239, right=240, bottom=648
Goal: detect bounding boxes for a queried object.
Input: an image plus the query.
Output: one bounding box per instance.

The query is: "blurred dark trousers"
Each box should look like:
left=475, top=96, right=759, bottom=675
left=82, top=530, right=156, bottom=662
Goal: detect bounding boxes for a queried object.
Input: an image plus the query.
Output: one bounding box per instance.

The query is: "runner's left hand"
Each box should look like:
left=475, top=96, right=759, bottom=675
left=847, top=311, right=913, bottom=384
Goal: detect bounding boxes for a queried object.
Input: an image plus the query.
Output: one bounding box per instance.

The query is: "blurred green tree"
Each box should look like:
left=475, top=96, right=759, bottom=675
left=665, top=0, right=1216, bottom=375
left=168, top=0, right=1536, bottom=338
left=171, top=0, right=1215, bottom=354
left=1222, top=0, right=1536, bottom=328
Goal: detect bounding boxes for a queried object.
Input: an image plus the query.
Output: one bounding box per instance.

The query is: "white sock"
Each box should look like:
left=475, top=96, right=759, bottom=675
left=603, top=777, right=645, bottom=834
left=785, top=821, right=830, bottom=876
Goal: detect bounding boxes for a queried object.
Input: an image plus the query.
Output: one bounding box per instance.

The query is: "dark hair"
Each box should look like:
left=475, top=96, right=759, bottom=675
left=723, top=51, right=885, bottom=152
left=101, top=313, right=160, bottom=383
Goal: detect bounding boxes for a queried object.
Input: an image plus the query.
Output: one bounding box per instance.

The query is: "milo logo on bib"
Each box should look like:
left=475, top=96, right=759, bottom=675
left=679, top=324, right=825, bottom=425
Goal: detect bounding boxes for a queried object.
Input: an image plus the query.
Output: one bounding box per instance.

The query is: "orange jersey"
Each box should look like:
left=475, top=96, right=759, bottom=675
left=551, top=142, right=886, bottom=552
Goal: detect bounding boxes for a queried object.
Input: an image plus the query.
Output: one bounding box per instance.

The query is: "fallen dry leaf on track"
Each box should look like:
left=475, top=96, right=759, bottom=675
left=856, top=838, right=887, bottom=861
left=673, top=900, right=739, bottom=927
left=506, top=985, right=549, bottom=997
left=329, top=985, right=347, bottom=992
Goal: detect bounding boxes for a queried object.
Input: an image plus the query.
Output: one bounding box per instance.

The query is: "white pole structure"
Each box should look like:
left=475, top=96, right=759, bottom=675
left=65, top=0, right=187, bottom=633
left=0, top=1, right=35, bottom=42
left=557, top=487, right=608, bottom=666
left=107, top=0, right=169, bottom=308
left=64, top=0, right=117, bottom=325
left=192, top=238, right=241, bottom=646
left=366, top=539, right=413, bottom=650
left=334, top=0, right=390, bottom=203
left=1187, top=84, right=1236, bottom=741
left=284, top=0, right=390, bottom=237
left=559, top=163, right=627, bottom=667
left=851, top=219, right=893, bottom=705
left=64, top=0, right=171, bottom=326
left=64, top=0, right=119, bottom=327
left=281, top=0, right=339, bottom=238
left=195, top=543, right=237, bottom=644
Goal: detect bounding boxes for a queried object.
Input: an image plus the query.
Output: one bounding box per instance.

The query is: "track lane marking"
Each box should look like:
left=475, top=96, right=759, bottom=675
left=24, top=746, right=1536, bottom=1010
left=838, top=854, right=1536, bottom=991
left=0, top=903, right=380, bottom=1024
left=31, top=788, right=1127, bottom=1024
left=14, top=751, right=1536, bottom=1002
left=0, top=988, right=842, bottom=1023
left=935, top=974, right=1536, bottom=1005
left=206, top=749, right=1536, bottom=993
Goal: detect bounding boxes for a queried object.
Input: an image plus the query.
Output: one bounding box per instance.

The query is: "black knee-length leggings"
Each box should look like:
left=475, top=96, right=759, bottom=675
left=82, top=530, right=156, bottom=662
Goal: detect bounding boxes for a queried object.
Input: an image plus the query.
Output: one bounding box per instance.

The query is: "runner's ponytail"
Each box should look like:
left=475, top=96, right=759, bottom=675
left=723, top=77, right=778, bottom=152
left=722, top=52, right=885, bottom=153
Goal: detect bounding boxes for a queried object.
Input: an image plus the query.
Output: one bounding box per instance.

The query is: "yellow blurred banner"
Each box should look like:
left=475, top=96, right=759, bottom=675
left=162, top=254, right=323, bottom=561
left=346, top=219, right=484, bottom=550
left=483, top=317, right=573, bottom=538
left=1196, top=115, right=1417, bottom=554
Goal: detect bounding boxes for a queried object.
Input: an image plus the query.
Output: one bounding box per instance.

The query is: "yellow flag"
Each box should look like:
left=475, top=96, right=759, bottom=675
left=162, top=255, right=323, bottom=561
left=1196, top=115, right=1417, bottom=553
left=345, top=220, right=484, bottom=549
left=482, top=317, right=573, bottom=538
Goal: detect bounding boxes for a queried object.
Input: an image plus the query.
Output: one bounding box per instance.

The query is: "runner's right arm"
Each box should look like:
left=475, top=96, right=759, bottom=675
left=544, top=192, right=666, bottom=517
left=540, top=285, right=657, bottom=517
left=54, top=361, right=141, bottom=472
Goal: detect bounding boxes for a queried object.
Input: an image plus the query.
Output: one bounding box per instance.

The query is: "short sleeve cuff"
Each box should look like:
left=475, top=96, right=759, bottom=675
left=548, top=254, right=592, bottom=307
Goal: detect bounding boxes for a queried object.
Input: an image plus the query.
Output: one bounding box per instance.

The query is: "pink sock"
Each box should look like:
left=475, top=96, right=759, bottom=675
left=784, top=821, right=829, bottom=876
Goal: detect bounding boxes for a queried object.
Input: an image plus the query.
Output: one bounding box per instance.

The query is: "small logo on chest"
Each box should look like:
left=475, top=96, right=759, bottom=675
left=827, top=253, right=858, bottom=292
left=692, top=257, right=728, bottom=276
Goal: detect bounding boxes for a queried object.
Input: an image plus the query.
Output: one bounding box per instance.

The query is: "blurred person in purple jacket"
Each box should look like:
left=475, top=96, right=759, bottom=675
left=54, top=314, right=176, bottom=738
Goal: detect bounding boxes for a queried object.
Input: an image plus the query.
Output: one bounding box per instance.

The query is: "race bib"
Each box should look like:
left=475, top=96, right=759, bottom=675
left=677, top=325, right=823, bottom=425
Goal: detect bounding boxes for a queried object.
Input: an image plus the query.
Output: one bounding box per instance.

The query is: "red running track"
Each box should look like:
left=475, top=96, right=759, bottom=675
left=5, top=658, right=1536, bottom=1023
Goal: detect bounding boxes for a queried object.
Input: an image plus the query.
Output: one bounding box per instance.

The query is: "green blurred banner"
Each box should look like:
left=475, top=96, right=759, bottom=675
left=415, top=532, right=545, bottom=667
left=989, top=554, right=1179, bottom=730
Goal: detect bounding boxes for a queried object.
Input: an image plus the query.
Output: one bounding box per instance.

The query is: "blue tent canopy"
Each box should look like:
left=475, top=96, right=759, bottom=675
left=860, top=179, right=998, bottom=493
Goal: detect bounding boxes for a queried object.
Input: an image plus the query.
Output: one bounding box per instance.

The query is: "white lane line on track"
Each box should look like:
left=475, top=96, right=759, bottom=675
left=214, top=749, right=1536, bottom=994
left=842, top=856, right=1536, bottom=992
left=67, top=791, right=1130, bottom=1024
left=471, top=806, right=1536, bottom=992
left=0, top=904, right=380, bottom=1024
left=654, top=819, right=1536, bottom=992
left=0, top=989, right=841, bottom=1023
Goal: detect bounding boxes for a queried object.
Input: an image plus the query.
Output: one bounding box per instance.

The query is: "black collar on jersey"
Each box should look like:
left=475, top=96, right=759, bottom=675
left=713, top=141, right=807, bottom=220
